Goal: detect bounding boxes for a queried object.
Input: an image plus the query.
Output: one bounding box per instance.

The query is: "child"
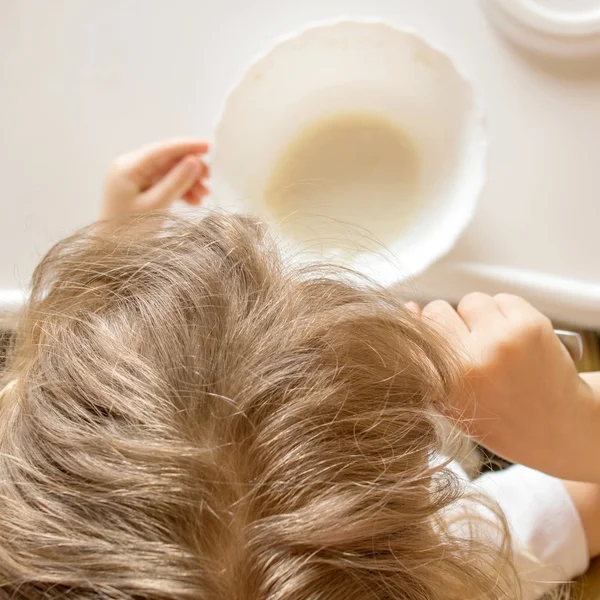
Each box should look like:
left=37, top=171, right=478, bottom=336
left=0, top=139, right=597, bottom=600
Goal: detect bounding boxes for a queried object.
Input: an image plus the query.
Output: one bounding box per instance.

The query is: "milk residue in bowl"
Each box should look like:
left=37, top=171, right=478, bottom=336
left=264, top=112, right=421, bottom=254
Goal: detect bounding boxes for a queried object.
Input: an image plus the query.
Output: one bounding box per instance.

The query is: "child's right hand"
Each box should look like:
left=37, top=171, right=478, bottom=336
left=100, top=138, right=210, bottom=220
left=422, top=293, right=600, bottom=483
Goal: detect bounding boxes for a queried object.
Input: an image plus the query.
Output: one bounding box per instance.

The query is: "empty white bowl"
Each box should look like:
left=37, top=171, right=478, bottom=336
left=212, top=20, right=486, bottom=284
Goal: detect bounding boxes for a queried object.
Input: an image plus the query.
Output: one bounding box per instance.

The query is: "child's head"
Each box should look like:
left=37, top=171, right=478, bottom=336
left=0, top=213, right=514, bottom=599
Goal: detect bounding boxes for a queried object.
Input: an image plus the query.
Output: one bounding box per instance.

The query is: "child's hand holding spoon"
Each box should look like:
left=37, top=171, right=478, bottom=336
left=413, top=293, right=600, bottom=483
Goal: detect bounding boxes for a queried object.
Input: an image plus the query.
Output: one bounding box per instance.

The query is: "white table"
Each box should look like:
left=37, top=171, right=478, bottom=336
left=1, top=0, right=599, bottom=326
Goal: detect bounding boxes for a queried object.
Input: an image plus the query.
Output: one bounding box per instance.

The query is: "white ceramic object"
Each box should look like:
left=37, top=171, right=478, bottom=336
left=212, top=20, right=486, bottom=285
left=483, top=0, right=600, bottom=56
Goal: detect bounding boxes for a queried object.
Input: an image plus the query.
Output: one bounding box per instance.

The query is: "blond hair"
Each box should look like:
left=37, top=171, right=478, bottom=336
left=0, top=212, right=518, bottom=599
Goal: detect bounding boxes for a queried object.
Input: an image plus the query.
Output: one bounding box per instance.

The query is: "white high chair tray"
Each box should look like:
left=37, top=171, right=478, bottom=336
left=1, top=0, right=599, bottom=326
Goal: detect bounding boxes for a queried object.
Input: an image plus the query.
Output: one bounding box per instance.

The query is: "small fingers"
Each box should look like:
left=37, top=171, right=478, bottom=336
left=494, top=293, right=551, bottom=327
left=493, top=293, right=533, bottom=317
left=457, top=292, right=505, bottom=332
left=493, top=294, right=560, bottom=359
left=183, top=180, right=210, bottom=205
left=115, top=138, right=209, bottom=187
left=142, top=155, right=202, bottom=209
left=200, top=160, right=210, bottom=180
left=423, top=299, right=470, bottom=340
left=183, top=161, right=210, bottom=205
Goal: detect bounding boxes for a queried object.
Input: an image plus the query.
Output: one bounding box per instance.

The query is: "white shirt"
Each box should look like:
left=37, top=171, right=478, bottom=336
left=452, top=461, right=588, bottom=599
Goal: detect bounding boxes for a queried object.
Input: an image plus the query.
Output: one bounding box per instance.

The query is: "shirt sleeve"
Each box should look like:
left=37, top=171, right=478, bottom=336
left=471, top=465, right=589, bottom=599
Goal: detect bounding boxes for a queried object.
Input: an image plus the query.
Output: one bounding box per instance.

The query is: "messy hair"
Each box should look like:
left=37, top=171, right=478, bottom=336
left=0, top=212, right=518, bottom=599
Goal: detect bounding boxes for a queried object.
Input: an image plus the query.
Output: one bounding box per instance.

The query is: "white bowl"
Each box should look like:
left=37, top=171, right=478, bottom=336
left=212, top=20, right=486, bottom=284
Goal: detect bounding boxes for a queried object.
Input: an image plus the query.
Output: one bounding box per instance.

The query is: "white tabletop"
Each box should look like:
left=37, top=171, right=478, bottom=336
left=1, top=0, right=599, bottom=326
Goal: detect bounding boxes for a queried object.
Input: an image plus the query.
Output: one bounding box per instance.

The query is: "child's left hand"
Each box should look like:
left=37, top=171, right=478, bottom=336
left=100, top=138, right=210, bottom=220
